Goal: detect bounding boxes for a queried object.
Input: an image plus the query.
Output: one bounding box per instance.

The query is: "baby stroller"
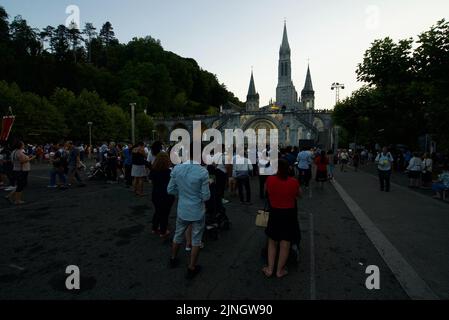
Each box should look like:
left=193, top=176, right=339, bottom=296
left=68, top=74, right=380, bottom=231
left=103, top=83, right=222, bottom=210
left=205, top=167, right=231, bottom=240
left=88, top=160, right=108, bottom=181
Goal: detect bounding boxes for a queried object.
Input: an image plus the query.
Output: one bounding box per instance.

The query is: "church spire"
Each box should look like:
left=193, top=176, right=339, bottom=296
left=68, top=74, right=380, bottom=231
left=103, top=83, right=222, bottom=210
left=280, top=21, right=290, bottom=54
left=247, top=70, right=257, bottom=97
left=302, top=64, right=314, bottom=93
left=246, top=69, right=260, bottom=112
left=301, top=64, right=315, bottom=110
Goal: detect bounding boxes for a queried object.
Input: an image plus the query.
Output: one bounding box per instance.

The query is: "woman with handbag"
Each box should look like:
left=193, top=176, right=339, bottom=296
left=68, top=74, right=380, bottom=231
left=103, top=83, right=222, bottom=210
left=262, top=159, right=301, bottom=278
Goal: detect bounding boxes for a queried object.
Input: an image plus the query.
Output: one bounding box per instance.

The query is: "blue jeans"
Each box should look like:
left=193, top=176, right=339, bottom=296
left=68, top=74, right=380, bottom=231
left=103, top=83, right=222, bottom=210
left=50, top=168, right=66, bottom=186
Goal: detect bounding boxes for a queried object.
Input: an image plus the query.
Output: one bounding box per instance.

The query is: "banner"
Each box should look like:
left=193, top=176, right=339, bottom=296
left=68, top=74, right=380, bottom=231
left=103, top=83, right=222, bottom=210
left=0, top=116, right=15, bottom=142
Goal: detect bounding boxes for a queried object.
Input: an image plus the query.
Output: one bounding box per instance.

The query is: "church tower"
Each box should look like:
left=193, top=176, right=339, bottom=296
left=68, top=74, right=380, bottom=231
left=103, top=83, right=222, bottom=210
left=246, top=70, right=260, bottom=112
left=301, top=64, right=315, bottom=110
left=276, top=22, right=299, bottom=110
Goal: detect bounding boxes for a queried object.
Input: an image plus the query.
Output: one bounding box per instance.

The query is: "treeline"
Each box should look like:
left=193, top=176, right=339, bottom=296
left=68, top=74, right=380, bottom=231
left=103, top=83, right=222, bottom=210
left=0, top=6, right=242, bottom=142
left=0, top=81, right=154, bottom=143
left=333, top=19, right=449, bottom=151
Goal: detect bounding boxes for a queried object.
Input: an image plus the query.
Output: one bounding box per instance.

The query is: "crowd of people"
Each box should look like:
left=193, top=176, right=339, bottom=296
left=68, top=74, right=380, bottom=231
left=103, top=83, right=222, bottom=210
left=1, top=138, right=448, bottom=280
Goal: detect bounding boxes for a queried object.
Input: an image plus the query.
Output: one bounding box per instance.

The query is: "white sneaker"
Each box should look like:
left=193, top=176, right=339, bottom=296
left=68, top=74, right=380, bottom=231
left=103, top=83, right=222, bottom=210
left=5, top=186, right=16, bottom=192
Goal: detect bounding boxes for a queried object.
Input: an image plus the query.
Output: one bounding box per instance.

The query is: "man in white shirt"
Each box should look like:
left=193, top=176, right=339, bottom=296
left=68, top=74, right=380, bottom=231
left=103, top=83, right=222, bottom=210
left=375, top=147, right=394, bottom=192
left=407, top=152, right=423, bottom=188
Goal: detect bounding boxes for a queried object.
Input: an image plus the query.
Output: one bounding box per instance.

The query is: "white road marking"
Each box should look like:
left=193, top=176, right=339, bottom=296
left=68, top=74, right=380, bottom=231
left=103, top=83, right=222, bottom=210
left=30, top=175, right=49, bottom=180
left=309, top=211, right=316, bottom=300
left=332, top=179, right=439, bottom=300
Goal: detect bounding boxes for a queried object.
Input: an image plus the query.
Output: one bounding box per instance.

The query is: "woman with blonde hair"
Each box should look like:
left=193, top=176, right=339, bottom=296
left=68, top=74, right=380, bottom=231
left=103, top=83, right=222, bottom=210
left=149, top=152, right=175, bottom=238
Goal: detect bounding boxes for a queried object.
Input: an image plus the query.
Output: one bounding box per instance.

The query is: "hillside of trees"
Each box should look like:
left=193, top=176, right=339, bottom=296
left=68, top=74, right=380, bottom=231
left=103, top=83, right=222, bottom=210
left=0, top=6, right=242, bottom=143
left=333, top=19, right=449, bottom=152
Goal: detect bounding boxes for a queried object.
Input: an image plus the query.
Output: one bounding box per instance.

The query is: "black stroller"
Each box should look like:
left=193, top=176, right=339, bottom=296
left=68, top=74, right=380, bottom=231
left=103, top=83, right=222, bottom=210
left=204, top=166, right=231, bottom=240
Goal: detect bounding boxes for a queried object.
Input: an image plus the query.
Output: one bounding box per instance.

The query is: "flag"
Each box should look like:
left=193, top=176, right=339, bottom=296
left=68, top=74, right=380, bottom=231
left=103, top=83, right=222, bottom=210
left=0, top=116, right=15, bottom=142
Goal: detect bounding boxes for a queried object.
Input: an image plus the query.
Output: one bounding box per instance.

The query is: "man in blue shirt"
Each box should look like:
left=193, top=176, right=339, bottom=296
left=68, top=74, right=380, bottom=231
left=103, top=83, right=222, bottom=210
left=123, top=143, right=133, bottom=187
left=167, top=143, right=211, bottom=279
left=297, top=147, right=313, bottom=188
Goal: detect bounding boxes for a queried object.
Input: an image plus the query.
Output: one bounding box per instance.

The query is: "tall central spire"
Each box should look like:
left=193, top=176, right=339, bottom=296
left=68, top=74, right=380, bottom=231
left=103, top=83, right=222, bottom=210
left=280, top=21, right=290, bottom=54
left=276, top=21, right=298, bottom=109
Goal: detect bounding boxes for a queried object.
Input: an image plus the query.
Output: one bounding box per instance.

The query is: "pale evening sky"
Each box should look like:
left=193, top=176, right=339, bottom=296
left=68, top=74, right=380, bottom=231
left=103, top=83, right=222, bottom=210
left=2, top=0, right=448, bottom=109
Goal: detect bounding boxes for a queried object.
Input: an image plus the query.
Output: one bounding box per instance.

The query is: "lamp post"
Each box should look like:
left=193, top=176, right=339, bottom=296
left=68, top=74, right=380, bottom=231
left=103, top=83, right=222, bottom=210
left=130, top=103, right=136, bottom=144
left=331, top=83, right=345, bottom=151
left=152, top=130, right=156, bottom=142
left=331, top=82, right=345, bottom=105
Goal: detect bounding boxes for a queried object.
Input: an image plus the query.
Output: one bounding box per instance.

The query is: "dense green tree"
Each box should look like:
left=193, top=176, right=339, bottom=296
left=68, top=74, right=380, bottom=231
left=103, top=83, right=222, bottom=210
left=67, top=22, right=83, bottom=63
left=99, top=22, right=118, bottom=46
left=135, top=113, right=154, bottom=142
left=83, top=23, right=97, bottom=63
left=0, top=6, right=9, bottom=42
left=50, top=25, right=70, bottom=61
left=9, top=15, right=41, bottom=56
left=334, top=19, right=449, bottom=151
left=0, top=6, right=242, bottom=143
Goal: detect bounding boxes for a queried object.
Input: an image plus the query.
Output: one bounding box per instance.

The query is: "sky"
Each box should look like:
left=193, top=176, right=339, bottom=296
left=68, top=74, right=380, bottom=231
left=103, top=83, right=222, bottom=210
left=2, top=0, right=449, bottom=109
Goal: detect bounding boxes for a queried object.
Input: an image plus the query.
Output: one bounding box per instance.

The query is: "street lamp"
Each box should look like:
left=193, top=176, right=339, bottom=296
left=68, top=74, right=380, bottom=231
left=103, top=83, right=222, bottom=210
left=130, top=103, right=136, bottom=144
left=331, top=82, right=345, bottom=105
left=152, top=129, right=156, bottom=142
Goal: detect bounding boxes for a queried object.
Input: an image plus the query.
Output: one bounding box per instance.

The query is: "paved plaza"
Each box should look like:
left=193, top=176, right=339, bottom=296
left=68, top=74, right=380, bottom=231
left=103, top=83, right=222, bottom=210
left=0, top=163, right=447, bottom=300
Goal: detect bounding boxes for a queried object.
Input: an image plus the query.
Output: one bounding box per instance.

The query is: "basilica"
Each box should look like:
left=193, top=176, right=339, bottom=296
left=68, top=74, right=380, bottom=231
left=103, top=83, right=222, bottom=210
left=154, top=23, right=334, bottom=149
left=246, top=22, right=315, bottom=112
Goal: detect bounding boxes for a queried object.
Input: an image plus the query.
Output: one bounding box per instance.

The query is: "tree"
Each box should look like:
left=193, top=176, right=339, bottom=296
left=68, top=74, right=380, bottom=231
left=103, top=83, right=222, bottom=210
left=9, top=15, right=41, bottom=56
left=50, top=25, right=70, bottom=61
left=50, top=87, right=77, bottom=121
left=135, top=113, right=154, bottom=142
left=335, top=20, right=449, bottom=151
left=67, top=22, right=83, bottom=63
left=105, top=105, right=130, bottom=141
left=99, top=22, right=117, bottom=46
left=414, top=19, right=449, bottom=150
left=0, top=6, right=9, bottom=42
left=40, top=26, right=55, bottom=53
left=83, top=23, right=97, bottom=63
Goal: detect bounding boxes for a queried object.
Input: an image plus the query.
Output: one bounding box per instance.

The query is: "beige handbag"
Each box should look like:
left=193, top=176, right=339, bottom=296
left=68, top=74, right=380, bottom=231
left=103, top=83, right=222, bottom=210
left=256, top=201, right=270, bottom=228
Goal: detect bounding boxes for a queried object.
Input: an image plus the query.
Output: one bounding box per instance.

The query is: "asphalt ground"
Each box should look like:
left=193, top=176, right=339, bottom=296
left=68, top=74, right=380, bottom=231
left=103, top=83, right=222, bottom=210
left=0, top=162, right=411, bottom=299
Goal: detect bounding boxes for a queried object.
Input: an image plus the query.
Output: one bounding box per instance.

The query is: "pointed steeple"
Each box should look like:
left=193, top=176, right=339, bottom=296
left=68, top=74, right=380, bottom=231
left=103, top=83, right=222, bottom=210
left=301, top=64, right=315, bottom=110
left=246, top=69, right=260, bottom=112
left=247, top=70, right=257, bottom=97
left=280, top=21, right=291, bottom=54
left=302, top=64, right=314, bottom=93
